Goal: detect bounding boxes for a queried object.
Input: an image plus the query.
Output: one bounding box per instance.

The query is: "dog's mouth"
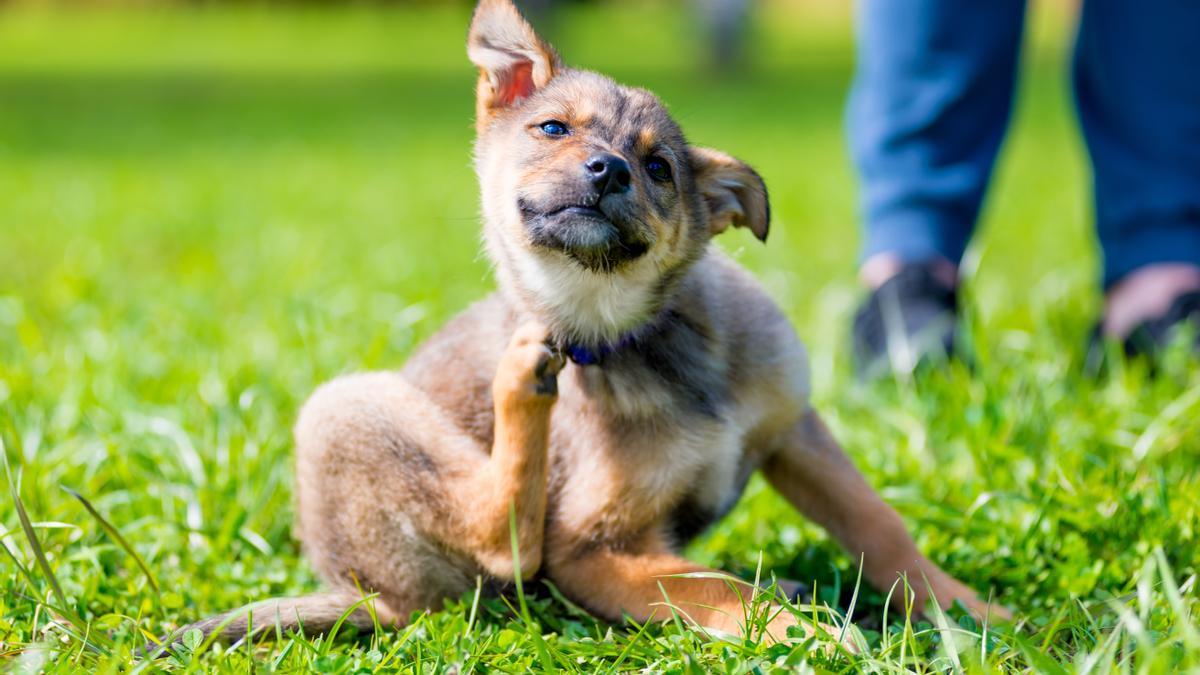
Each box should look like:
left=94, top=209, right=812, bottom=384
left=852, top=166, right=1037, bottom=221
left=519, top=199, right=650, bottom=272
left=545, top=204, right=606, bottom=220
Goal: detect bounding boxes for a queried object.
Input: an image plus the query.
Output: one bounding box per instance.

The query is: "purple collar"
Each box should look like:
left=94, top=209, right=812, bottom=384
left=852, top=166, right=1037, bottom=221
left=562, top=324, right=651, bottom=366
left=564, top=337, right=628, bottom=365
left=557, top=308, right=675, bottom=366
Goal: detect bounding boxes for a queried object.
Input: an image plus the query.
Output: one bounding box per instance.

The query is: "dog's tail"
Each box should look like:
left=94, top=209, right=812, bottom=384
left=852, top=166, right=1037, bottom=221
left=152, top=590, right=387, bottom=655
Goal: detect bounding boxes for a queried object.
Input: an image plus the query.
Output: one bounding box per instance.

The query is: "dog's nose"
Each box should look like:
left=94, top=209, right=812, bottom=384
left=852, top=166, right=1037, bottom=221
left=585, top=154, right=632, bottom=197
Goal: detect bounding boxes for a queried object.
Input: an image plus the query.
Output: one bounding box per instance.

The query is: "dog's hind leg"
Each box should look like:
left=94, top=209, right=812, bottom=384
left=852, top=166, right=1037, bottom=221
left=293, top=322, right=564, bottom=601
left=547, top=533, right=834, bottom=644
left=166, top=322, right=565, bottom=650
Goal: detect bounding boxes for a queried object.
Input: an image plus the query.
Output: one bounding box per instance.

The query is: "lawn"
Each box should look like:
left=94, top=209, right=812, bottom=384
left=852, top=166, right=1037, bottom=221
left=2, top=2, right=1199, bottom=672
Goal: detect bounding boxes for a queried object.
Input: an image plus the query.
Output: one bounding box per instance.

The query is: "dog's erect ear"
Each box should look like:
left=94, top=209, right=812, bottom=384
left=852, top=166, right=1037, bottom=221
left=468, top=0, right=560, bottom=128
left=688, top=147, right=770, bottom=242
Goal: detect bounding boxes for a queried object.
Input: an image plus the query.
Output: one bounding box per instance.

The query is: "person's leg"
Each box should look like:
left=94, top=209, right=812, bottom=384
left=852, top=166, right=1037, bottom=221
left=1073, top=0, right=1200, bottom=342
left=849, top=0, right=1028, bottom=283
left=848, top=0, right=1026, bottom=376
left=697, top=0, right=749, bottom=71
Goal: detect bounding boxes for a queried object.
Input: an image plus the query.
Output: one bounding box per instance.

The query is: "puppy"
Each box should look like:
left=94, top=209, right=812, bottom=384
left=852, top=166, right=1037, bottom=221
left=172, top=0, right=1003, bottom=648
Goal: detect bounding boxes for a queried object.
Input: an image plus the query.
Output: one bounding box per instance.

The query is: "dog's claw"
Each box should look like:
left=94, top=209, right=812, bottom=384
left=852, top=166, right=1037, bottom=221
left=533, top=347, right=567, bottom=396
left=496, top=322, right=566, bottom=402
left=534, top=350, right=564, bottom=396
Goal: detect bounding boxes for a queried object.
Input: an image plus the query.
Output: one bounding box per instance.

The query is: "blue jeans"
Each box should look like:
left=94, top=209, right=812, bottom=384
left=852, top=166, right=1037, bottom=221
left=848, top=0, right=1200, bottom=288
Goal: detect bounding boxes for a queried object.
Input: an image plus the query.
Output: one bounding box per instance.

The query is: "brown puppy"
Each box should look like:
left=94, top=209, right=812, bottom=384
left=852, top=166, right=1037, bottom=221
left=173, top=0, right=1004, bottom=648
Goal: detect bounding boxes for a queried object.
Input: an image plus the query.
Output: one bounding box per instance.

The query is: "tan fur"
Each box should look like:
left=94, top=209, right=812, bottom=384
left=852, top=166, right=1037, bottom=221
left=168, top=0, right=1006, bottom=651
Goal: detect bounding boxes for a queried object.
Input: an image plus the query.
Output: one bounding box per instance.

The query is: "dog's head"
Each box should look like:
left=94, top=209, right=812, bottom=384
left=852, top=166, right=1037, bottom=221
left=468, top=0, right=769, bottom=345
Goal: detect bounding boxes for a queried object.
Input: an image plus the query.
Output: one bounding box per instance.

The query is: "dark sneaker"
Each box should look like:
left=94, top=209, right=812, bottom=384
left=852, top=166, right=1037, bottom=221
left=1123, top=290, right=1200, bottom=358
left=852, top=262, right=959, bottom=378
left=1086, top=290, right=1200, bottom=373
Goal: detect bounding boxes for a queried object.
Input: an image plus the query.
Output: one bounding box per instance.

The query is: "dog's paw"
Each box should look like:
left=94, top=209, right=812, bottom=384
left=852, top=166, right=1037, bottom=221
left=761, top=611, right=860, bottom=654
left=494, top=322, right=566, bottom=403
left=951, top=592, right=1013, bottom=624
left=925, top=573, right=1013, bottom=624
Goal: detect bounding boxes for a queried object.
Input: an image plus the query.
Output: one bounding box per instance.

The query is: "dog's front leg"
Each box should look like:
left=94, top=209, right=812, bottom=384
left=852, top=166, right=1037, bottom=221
left=762, top=408, right=1009, bottom=621
left=458, top=323, right=564, bottom=580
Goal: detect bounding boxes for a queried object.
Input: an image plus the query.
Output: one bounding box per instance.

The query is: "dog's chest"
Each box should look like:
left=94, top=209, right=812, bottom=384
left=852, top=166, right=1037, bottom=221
left=548, top=401, right=751, bottom=544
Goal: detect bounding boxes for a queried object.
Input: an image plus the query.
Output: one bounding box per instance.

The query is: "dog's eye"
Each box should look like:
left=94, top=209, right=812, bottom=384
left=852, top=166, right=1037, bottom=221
left=539, top=120, right=569, bottom=137
left=645, top=156, right=672, bottom=182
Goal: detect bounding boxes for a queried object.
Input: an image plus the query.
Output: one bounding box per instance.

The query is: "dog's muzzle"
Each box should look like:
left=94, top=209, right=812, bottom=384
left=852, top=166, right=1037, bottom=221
left=519, top=200, right=650, bottom=272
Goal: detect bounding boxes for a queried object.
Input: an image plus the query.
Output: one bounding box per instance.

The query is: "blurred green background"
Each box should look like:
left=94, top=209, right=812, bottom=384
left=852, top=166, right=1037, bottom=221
left=12, top=2, right=1198, bottom=671
left=0, top=1, right=1093, bottom=383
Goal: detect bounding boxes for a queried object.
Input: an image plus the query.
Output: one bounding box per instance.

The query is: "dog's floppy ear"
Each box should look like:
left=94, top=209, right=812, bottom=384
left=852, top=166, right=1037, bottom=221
left=468, top=0, right=561, bottom=129
left=688, top=147, right=770, bottom=242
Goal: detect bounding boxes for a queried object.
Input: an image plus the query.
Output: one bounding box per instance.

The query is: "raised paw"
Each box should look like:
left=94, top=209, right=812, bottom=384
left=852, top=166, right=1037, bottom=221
left=494, top=322, right=567, bottom=404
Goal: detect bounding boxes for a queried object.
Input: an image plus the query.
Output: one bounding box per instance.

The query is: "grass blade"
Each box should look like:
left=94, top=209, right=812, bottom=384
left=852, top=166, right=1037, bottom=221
left=0, top=534, right=40, bottom=596
left=838, top=553, right=864, bottom=647
left=508, top=502, right=559, bottom=672
left=320, top=592, right=381, bottom=655
left=606, top=613, right=655, bottom=675
left=63, top=486, right=160, bottom=595
left=2, top=449, right=112, bottom=653
left=5, top=452, right=71, bottom=618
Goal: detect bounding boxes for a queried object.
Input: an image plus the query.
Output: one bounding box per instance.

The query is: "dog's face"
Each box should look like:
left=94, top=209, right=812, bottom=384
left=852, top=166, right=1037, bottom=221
left=468, top=0, right=769, bottom=345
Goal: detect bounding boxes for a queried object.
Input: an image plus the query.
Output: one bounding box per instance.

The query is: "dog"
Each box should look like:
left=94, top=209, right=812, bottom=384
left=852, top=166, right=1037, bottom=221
left=169, top=0, right=1004, bottom=649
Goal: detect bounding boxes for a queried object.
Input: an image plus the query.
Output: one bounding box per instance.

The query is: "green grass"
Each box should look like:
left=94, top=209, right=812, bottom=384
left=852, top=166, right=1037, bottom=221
left=2, top=2, right=1199, bottom=671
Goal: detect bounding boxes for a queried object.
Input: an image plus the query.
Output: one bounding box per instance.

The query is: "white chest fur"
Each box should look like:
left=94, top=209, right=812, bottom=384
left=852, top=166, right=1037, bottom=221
left=511, top=250, right=662, bottom=345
